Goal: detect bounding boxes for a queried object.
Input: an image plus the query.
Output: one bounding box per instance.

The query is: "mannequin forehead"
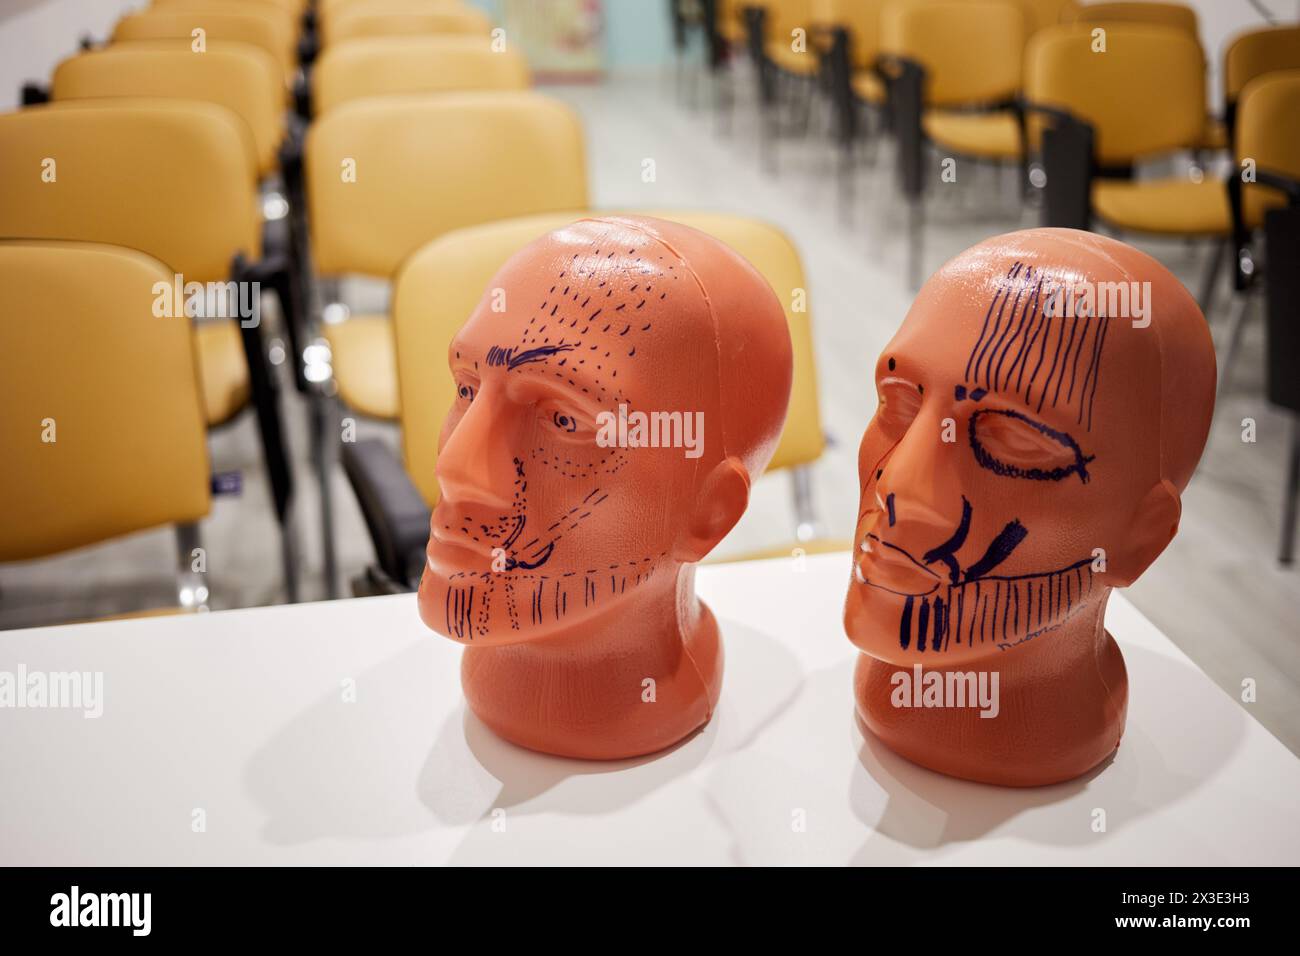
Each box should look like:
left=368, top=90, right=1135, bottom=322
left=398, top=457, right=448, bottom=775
left=453, top=224, right=717, bottom=405
left=884, top=251, right=1161, bottom=436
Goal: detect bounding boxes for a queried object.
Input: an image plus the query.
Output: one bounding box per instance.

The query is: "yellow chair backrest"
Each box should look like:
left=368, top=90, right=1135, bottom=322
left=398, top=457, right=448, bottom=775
left=761, top=0, right=815, bottom=40
left=306, top=91, right=587, bottom=279
left=320, top=0, right=465, bottom=20
left=313, top=35, right=529, bottom=115
left=392, top=211, right=825, bottom=506
left=51, top=40, right=284, bottom=178
left=113, top=4, right=297, bottom=84
left=1072, top=1, right=1197, bottom=37
left=155, top=0, right=308, bottom=15
left=1024, top=23, right=1204, bottom=165
left=812, top=0, right=885, bottom=69
left=0, top=240, right=211, bottom=562
left=1015, top=0, right=1078, bottom=35
left=881, top=0, right=1026, bottom=106
left=1237, top=70, right=1300, bottom=231
left=1225, top=25, right=1300, bottom=102
left=326, top=1, right=491, bottom=45
left=0, top=101, right=260, bottom=283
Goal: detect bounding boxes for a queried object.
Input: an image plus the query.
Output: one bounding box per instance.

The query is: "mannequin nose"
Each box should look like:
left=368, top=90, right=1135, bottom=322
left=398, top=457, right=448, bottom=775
left=877, top=409, right=967, bottom=534
left=436, top=391, right=518, bottom=512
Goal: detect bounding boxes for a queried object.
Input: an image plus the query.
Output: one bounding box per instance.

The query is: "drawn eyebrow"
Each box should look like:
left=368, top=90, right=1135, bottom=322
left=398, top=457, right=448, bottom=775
left=485, top=343, right=577, bottom=370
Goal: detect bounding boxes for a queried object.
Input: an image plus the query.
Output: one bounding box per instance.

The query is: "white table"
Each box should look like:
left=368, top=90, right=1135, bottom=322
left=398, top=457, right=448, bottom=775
left=2, top=552, right=1297, bottom=866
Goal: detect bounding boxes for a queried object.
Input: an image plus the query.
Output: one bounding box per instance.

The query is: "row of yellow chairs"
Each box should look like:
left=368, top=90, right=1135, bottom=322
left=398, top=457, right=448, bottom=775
left=1, top=0, right=839, bottom=618
left=715, top=1, right=1300, bottom=292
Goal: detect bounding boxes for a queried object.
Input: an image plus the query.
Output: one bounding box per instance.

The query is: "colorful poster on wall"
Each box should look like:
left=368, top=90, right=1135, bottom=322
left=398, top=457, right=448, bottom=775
left=503, top=0, right=604, bottom=82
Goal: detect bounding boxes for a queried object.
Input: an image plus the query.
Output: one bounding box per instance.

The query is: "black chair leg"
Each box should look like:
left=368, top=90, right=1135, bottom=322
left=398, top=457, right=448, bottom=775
left=907, top=196, right=924, bottom=290
left=889, top=58, right=926, bottom=288
left=1281, top=413, right=1300, bottom=565
left=1198, top=236, right=1229, bottom=322
left=311, top=390, right=340, bottom=599
left=1217, top=291, right=1253, bottom=400
left=232, top=255, right=299, bottom=602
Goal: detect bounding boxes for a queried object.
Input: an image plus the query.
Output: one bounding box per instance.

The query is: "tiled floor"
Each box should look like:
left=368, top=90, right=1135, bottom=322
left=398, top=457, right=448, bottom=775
left=3, top=67, right=1297, bottom=756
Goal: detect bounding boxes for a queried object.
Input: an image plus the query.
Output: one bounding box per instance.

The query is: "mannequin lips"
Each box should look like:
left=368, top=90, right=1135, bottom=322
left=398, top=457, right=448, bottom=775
left=426, top=524, right=497, bottom=575
left=853, top=508, right=940, bottom=597
left=854, top=536, right=941, bottom=597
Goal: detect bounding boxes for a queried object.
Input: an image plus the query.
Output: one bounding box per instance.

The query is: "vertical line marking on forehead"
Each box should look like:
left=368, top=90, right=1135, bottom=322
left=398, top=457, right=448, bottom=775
left=966, top=261, right=1021, bottom=381
left=964, top=261, right=1112, bottom=430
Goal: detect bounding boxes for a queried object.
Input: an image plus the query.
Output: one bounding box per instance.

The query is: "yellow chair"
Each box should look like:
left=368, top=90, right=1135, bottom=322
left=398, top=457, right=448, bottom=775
left=335, top=210, right=836, bottom=588
left=1025, top=23, right=1235, bottom=312
left=814, top=0, right=885, bottom=104
left=1068, top=1, right=1223, bottom=149
left=885, top=0, right=1027, bottom=162
left=874, top=1, right=1027, bottom=287
left=1071, top=1, right=1197, bottom=35
left=51, top=39, right=315, bottom=396
left=1016, top=0, right=1078, bottom=34
left=1223, top=26, right=1300, bottom=151
left=156, top=0, right=308, bottom=15
left=0, top=100, right=300, bottom=596
left=325, top=1, right=491, bottom=46
left=1026, top=23, right=1221, bottom=226
left=113, top=3, right=298, bottom=86
left=50, top=40, right=285, bottom=179
left=1217, top=70, right=1300, bottom=397
left=0, top=239, right=213, bottom=616
left=312, top=35, right=529, bottom=116
left=318, top=0, right=463, bottom=21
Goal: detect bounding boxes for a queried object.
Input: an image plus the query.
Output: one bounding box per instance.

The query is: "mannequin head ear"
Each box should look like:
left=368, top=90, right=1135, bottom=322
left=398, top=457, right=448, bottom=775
left=1108, top=479, right=1182, bottom=586
left=675, top=456, right=751, bottom=563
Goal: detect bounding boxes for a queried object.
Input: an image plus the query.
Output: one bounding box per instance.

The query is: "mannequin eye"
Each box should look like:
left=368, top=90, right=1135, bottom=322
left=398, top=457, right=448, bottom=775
left=456, top=383, right=476, bottom=402
left=969, top=409, right=1093, bottom=483
left=552, top=411, right=577, bottom=433
left=876, top=379, right=923, bottom=439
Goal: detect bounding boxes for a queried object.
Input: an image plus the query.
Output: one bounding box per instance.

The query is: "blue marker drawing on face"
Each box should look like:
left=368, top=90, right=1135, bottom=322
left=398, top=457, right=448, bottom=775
left=963, top=261, right=1112, bottom=430
left=968, top=408, right=1095, bottom=483
left=862, top=497, right=1094, bottom=653
left=485, top=343, right=577, bottom=370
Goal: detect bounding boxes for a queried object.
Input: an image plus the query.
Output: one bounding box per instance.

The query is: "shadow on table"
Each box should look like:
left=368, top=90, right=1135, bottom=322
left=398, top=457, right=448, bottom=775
left=242, top=619, right=800, bottom=853
left=849, top=642, right=1248, bottom=863
left=422, top=619, right=803, bottom=864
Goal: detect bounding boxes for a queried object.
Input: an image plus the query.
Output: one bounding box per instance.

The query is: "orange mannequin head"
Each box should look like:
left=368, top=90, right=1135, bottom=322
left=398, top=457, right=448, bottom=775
left=844, top=228, right=1215, bottom=786
left=418, top=215, right=792, bottom=759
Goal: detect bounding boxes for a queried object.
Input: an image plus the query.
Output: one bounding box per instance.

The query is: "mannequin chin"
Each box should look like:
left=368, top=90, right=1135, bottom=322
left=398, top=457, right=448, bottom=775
left=843, top=228, right=1215, bottom=786
left=418, top=215, right=792, bottom=760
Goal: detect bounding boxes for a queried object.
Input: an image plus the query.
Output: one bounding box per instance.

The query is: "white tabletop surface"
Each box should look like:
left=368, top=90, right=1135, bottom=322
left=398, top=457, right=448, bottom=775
left=1, top=552, right=1297, bottom=866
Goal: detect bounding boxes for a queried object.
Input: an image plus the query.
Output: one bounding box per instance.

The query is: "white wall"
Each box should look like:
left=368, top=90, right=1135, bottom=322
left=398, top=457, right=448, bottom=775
left=0, top=0, right=144, bottom=110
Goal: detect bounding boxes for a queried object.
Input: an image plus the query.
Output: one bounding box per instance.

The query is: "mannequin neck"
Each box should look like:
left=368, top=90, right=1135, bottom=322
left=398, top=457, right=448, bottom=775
left=460, top=564, right=722, bottom=760
left=856, top=588, right=1129, bottom=786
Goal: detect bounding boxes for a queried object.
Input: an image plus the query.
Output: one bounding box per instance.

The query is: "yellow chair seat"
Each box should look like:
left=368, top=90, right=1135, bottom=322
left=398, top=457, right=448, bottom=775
left=196, top=320, right=250, bottom=427
left=1091, top=178, right=1231, bottom=237
left=323, top=313, right=400, bottom=420
left=767, top=40, right=820, bottom=76
left=852, top=69, right=885, bottom=104
left=924, top=109, right=1022, bottom=160
left=707, top=538, right=853, bottom=564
